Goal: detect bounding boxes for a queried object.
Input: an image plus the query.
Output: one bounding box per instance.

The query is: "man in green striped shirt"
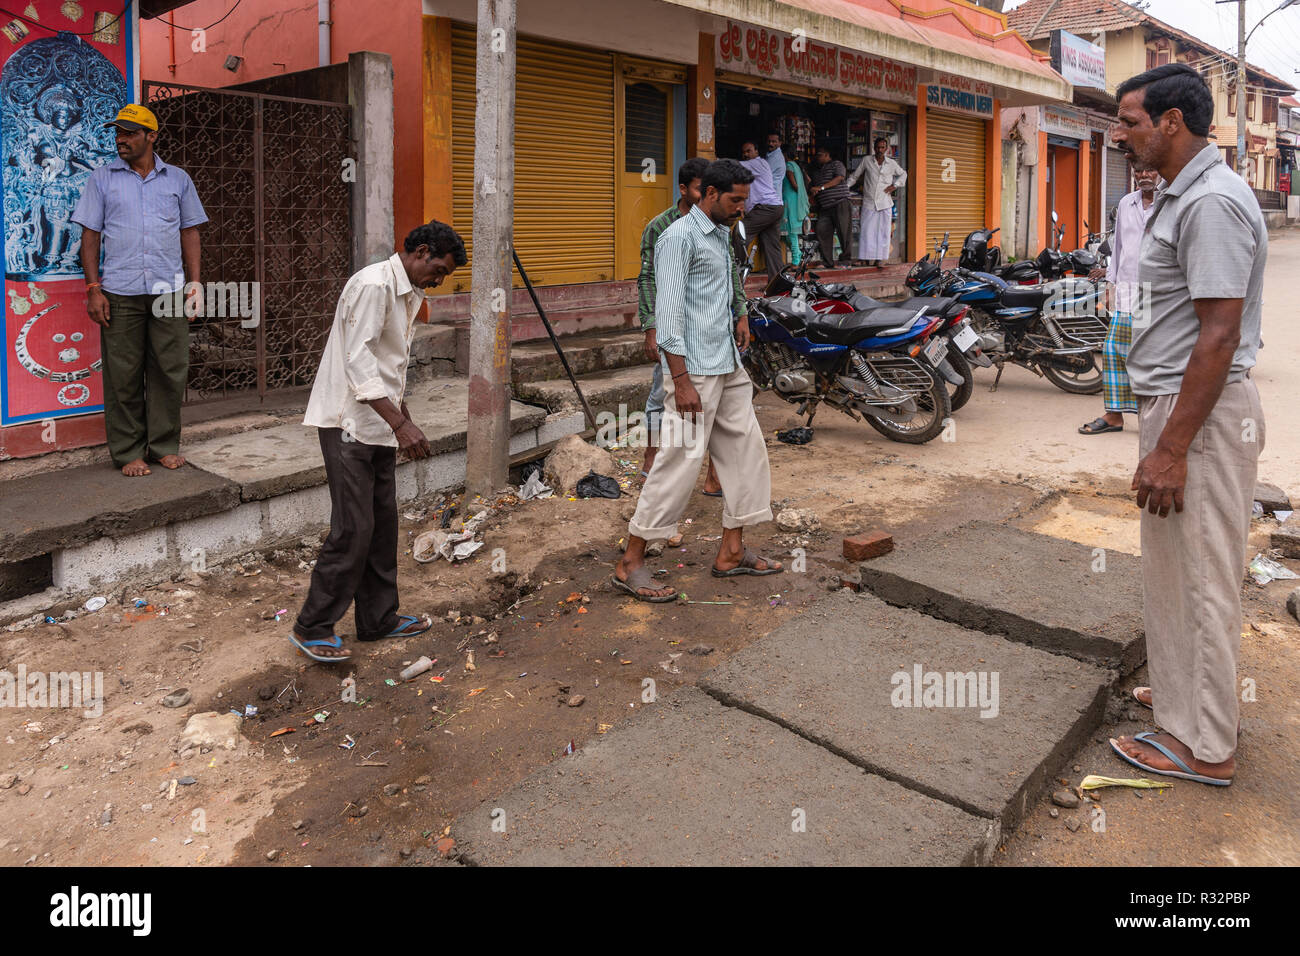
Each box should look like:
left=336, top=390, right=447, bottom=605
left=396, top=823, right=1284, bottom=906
left=637, top=158, right=745, bottom=486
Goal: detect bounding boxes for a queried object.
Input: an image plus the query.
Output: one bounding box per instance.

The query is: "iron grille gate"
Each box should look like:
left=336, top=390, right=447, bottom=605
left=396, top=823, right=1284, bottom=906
left=142, top=81, right=351, bottom=402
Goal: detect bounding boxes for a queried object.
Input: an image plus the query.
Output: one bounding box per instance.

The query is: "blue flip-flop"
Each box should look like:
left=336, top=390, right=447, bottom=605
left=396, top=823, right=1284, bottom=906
left=288, top=632, right=351, bottom=663
left=359, top=613, right=432, bottom=642
left=1109, top=731, right=1232, bottom=786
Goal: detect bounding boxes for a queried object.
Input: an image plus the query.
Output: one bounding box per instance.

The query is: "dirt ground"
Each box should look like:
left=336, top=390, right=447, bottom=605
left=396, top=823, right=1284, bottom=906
left=3, top=231, right=1297, bottom=868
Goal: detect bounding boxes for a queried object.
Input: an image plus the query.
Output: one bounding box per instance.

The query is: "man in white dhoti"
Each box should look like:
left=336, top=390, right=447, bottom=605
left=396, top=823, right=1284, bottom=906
left=846, top=137, right=906, bottom=266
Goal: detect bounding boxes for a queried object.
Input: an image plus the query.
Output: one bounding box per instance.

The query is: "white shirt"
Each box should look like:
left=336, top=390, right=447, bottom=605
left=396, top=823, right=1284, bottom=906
left=303, top=253, right=426, bottom=446
left=765, top=147, right=787, bottom=194
left=1106, top=188, right=1156, bottom=313
left=740, top=157, right=781, bottom=209
left=846, top=153, right=907, bottom=211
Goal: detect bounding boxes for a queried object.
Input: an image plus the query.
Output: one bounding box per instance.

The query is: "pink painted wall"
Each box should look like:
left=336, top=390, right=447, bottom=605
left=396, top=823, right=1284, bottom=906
left=138, top=0, right=425, bottom=247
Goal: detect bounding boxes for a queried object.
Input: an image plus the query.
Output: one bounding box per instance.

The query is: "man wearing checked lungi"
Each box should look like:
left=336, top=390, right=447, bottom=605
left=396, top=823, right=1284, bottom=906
left=1078, top=160, right=1158, bottom=436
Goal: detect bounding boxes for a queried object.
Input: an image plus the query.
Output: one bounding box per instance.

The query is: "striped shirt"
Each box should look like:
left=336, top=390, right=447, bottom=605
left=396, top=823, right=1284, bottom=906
left=71, top=155, right=208, bottom=295
left=636, top=203, right=746, bottom=331
left=653, top=204, right=742, bottom=376
left=811, top=159, right=850, bottom=208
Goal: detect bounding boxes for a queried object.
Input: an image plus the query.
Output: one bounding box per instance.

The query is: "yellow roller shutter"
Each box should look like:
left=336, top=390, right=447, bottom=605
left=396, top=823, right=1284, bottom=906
left=925, top=111, right=986, bottom=256
left=450, top=23, right=615, bottom=293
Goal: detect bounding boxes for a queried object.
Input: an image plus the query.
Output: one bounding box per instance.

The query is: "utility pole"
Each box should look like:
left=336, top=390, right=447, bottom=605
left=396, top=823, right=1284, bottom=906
left=1237, top=0, right=1248, bottom=178
left=465, top=0, right=516, bottom=499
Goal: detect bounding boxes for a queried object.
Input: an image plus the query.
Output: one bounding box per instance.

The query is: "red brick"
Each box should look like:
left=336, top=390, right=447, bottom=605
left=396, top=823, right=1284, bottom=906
left=843, top=532, right=894, bottom=562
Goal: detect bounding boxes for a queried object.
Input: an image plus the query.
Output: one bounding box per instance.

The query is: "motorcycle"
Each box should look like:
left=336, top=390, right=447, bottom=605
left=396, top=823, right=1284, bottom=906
left=737, top=225, right=954, bottom=443
left=907, top=231, right=1108, bottom=395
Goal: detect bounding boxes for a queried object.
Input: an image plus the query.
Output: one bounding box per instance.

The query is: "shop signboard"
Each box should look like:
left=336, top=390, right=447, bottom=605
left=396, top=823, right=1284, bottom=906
left=926, top=74, right=994, bottom=118
left=1, top=1, right=135, bottom=426
left=1041, top=103, right=1089, bottom=140
left=1050, top=30, right=1106, bottom=91
left=716, top=20, right=917, bottom=106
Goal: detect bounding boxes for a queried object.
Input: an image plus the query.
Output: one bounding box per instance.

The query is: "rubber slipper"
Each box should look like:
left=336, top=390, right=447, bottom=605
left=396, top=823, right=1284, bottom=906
left=610, top=567, right=677, bottom=603
left=1079, top=417, right=1123, bottom=435
left=288, top=632, right=351, bottom=663
left=359, top=613, right=432, bottom=642
left=712, top=548, right=784, bottom=577
left=1109, top=732, right=1232, bottom=786
left=1133, top=686, right=1153, bottom=709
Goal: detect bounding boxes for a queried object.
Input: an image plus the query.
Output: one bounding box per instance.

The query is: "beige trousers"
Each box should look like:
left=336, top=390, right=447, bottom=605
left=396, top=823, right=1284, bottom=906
left=1138, top=378, right=1263, bottom=763
left=629, top=366, right=773, bottom=541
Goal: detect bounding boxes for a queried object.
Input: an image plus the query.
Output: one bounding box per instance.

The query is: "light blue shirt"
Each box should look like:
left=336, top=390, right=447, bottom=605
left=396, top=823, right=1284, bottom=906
left=71, top=155, right=208, bottom=295
left=765, top=147, right=787, bottom=195
left=740, top=157, right=781, bottom=210
left=653, top=204, right=741, bottom=376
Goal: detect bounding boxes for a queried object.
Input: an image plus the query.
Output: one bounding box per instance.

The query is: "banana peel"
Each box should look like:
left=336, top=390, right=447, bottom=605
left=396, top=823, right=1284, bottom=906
left=1080, top=774, right=1173, bottom=791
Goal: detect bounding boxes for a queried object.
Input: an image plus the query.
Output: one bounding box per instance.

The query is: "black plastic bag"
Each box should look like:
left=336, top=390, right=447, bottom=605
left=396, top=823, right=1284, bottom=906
left=776, top=426, right=814, bottom=445
left=576, top=470, right=621, bottom=499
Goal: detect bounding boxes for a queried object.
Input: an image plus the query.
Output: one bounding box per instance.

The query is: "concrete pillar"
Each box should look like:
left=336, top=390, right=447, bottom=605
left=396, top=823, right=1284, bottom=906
left=349, top=51, right=396, bottom=271
left=687, top=32, right=717, bottom=160
left=909, top=87, right=926, bottom=257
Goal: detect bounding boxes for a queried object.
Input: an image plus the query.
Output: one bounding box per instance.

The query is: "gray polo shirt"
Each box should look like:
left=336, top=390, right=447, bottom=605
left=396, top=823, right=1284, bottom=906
left=1130, top=144, right=1267, bottom=396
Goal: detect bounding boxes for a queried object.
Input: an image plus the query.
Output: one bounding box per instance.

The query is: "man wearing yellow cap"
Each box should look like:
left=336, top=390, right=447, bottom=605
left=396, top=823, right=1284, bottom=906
left=72, top=104, right=208, bottom=477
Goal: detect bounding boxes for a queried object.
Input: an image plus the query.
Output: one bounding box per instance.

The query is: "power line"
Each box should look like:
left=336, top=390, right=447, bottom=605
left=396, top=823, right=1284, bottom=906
left=154, top=0, right=245, bottom=32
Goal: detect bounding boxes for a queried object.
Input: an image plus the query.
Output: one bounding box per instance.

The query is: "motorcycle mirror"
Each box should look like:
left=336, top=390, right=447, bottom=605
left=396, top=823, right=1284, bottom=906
left=737, top=221, right=747, bottom=242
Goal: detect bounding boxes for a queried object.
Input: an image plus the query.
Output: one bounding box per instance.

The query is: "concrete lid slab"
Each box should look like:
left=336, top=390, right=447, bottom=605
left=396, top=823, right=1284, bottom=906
left=0, top=463, right=239, bottom=562
left=453, top=685, right=997, bottom=866
left=857, top=520, right=1146, bottom=674
left=699, top=591, right=1112, bottom=829
left=183, top=377, right=547, bottom=501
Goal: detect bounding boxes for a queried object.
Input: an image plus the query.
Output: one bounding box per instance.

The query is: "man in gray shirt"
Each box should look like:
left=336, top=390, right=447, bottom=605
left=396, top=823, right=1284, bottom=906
left=1108, top=63, right=1266, bottom=787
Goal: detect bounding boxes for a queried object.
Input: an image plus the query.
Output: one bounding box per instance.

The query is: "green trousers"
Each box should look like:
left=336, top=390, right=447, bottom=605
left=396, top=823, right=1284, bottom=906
left=100, top=291, right=189, bottom=467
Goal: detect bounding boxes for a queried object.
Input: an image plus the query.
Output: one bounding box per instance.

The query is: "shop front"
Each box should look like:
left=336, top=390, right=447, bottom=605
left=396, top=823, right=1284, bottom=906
left=1040, top=103, right=1113, bottom=250
left=923, top=74, right=995, bottom=256
left=713, top=21, right=916, bottom=264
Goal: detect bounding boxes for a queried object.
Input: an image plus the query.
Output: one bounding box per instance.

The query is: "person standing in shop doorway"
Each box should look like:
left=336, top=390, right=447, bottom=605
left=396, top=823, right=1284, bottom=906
left=809, top=146, right=852, bottom=267
left=736, top=141, right=785, bottom=282
left=846, top=137, right=906, bottom=267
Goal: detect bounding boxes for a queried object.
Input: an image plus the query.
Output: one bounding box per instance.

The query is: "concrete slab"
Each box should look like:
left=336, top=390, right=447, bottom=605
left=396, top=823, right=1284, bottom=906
left=511, top=329, right=649, bottom=385
left=857, top=521, right=1146, bottom=674
left=0, top=464, right=238, bottom=563
left=453, top=686, right=997, bottom=866
left=515, top=364, right=653, bottom=417
left=699, top=592, right=1111, bottom=830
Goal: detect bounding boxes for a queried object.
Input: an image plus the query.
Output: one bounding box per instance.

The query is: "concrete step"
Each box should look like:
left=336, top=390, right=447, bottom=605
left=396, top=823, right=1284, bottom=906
left=700, top=590, right=1112, bottom=831
left=857, top=520, right=1146, bottom=675
left=452, top=685, right=998, bottom=866
left=513, top=364, right=655, bottom=422
left=511, top=329, right=651, bottom=387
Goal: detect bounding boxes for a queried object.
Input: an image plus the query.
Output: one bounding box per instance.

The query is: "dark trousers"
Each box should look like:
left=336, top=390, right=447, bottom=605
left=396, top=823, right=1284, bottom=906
left=814, top=201, right=852, bottom=266
left=100, top=291, right=189, bottom=466
left=295, top=428, right=401, bottom=641
left=742, top=203, right=785, bottom=281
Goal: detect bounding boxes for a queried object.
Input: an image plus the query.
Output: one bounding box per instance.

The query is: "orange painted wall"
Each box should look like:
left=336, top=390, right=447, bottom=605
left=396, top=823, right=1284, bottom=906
left=909, top=84, right=927, bottom=255
left=984, top=99, right=1002, bottom=234
left=138, top=0, right=426, bottom=247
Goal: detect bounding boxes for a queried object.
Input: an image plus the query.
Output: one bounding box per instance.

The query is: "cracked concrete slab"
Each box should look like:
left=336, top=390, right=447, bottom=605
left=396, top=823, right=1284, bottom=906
left=453, top=686, right=997, bottom=866
left=699, top=591, right=1112, bottom=830
left=857, top=521, right=1146, bottom=674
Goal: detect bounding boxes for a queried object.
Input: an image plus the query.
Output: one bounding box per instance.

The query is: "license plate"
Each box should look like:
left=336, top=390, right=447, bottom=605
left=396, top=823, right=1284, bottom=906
left=923, top=335, right=948, bottom=365
left=952, top=323, right=979, bottom=352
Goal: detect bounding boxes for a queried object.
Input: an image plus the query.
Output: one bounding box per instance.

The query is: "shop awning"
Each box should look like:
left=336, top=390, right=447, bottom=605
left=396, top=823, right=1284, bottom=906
left=660, top=0, right=1072, bottom=106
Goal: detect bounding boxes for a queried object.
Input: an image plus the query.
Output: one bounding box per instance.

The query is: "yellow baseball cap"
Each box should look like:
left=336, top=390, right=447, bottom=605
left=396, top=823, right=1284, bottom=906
left=104, top=103, right=158, bottom=132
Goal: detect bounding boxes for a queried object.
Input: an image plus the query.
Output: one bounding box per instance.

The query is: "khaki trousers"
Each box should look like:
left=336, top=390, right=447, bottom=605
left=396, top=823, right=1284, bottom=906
left=1138, top=378, right=1263, bottom=763
left=629, top=366, right=773, bottom=541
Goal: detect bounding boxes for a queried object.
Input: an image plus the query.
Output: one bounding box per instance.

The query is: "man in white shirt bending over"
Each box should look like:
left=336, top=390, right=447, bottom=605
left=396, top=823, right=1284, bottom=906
left=291, top=221, right=466, bottom=663
left=846, top=137, right=906, bottom=267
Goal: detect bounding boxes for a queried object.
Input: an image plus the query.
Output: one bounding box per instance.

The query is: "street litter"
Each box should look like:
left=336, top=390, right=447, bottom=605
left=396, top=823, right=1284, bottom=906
left=306, top=711, right=331, bottom=726
left=269, top=727, right=295, bottom=738
left=659, top=653, right=682, bottom=674
left=467, top=687, right=488, bottom=697
left=1248, top=552, right=1298, bottom=585
left=83, top=596, right=107, bottom=612
left=518, top=471, right=554, bottom=500
left=575, top=470, right=621, bottom=499
left=399, top=656, right=435, bottom=681
left=562, top=739, right=577, bottom=755
left=1080, top=775, right=1173, bottom=791
left=1252, top=501, right=1266, bottom=519
left=243, top=705, right=258, bottom=718
left=776, top=426, right=814, bottom=445
left=429, top=676, right=445, bottom=683
left=1277, top=510, right=1293, bottom=523
left=340, top=735, right=356, bottom=750
left=384, top=678, right=397, bottom=687
left=413, top=527, right=484, bottom=563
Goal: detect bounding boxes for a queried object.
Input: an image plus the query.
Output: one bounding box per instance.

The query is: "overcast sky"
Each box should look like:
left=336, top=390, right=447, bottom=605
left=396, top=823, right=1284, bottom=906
left=1004, top=0, right=1299, bottom=92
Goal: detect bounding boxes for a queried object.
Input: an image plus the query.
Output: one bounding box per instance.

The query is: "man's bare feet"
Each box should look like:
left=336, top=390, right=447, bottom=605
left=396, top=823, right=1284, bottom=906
left=703, top=460, right=722, bottom=495
left=1111, top=731, right=1235, bottom=781
left=712, top=529, right=782, bottom=573
left=155, top=454, right=185, bottom=469
left=615, top=538, right=675, bottom=600
left=121, top=458, right=151, bottom=477
left=642, top=445, right=658, bottom=477
left=666, top=533, right=683, bottom=548
left=1134, top=687, right=1153, bottom=707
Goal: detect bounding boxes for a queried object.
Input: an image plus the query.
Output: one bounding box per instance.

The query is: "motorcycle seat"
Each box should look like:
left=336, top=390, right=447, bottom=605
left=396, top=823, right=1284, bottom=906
left=805, top=306, right=924, bottom=345
left=999, top=286, right=1052, bottom=309
left=837, top=289, right=959, bottom=319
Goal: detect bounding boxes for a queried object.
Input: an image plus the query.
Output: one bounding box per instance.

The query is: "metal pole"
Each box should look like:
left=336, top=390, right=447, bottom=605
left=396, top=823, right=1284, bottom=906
left=1237, top=0, right=1248, bottom=178
left=465, top=0, right=516, bottom=498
